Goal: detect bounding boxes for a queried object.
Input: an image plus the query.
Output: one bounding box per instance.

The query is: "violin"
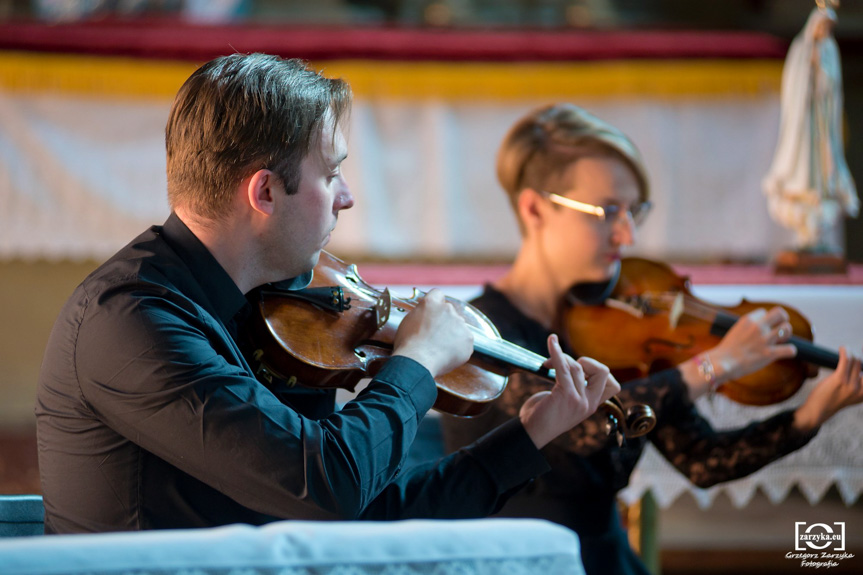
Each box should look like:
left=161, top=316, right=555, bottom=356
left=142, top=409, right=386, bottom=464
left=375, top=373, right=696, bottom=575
left=564, top=257, right=839, bottom=405
left=249, top=251, right=656, bottom=440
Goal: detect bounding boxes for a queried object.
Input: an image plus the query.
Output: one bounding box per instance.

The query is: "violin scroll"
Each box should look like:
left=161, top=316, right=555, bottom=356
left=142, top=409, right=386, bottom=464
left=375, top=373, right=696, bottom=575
left=602, top=396, right=655, bottom=444
left=623, top=402, right=656, bottom=437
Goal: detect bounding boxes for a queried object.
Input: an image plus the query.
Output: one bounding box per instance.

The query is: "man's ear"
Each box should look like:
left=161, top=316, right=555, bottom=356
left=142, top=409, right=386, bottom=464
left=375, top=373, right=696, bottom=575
left=246, top=169, right=277, bottom=216
left=517, top=188, right=546, bottom=231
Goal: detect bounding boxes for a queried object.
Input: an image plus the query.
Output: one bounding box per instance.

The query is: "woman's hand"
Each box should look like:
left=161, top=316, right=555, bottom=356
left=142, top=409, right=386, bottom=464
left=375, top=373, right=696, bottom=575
left=793, top=346, right=863, bottom=432
left=682, top=306, right=798, bottom=398
left=519, top=334, right=620, bottom=449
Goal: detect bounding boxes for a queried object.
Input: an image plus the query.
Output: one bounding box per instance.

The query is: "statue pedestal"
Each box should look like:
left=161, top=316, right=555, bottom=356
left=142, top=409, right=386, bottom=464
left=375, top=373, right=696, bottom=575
left=773, top=249, right=848, bottom=275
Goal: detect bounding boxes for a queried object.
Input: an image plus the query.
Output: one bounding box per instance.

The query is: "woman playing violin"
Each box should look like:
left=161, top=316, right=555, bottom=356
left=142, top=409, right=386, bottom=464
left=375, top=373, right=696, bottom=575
left=441, top=103, right=863, bottom=575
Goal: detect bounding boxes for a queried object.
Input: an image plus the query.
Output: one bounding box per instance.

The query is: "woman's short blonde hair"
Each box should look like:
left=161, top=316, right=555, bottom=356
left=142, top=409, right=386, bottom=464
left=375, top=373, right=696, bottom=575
left=496, top=104, right=649, bottom=228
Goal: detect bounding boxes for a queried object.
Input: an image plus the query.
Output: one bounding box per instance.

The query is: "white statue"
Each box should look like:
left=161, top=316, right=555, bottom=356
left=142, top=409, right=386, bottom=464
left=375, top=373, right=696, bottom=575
left=762, top=1, right=859, bottom=254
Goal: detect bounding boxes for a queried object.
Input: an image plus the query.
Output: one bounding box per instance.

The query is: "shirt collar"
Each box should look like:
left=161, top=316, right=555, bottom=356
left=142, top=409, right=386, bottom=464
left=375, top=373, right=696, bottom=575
left=161, top=212, right=248, bottom=324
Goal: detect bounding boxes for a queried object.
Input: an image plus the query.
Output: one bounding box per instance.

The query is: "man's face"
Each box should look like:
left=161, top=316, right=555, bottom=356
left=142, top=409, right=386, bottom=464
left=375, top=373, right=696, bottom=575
left=266, top=115, right=354, bottom=280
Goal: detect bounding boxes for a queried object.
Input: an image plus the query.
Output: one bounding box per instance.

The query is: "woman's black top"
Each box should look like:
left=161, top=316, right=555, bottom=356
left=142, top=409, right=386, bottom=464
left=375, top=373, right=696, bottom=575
left=442, top=285, right=818, bottom=575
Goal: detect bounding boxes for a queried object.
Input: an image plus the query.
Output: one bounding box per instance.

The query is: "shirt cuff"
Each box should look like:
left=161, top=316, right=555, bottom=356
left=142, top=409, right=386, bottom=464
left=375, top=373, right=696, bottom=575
left=467, top=418, right=551, bottom=492
left=373, top=355, right=438, bottom=417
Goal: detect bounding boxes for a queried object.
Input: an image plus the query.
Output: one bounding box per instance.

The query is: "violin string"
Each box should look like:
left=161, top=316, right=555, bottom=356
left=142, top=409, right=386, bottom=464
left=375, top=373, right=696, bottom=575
left=635, top=291, right=718, bottom=323
left=678, top=296, right=733, bottom=322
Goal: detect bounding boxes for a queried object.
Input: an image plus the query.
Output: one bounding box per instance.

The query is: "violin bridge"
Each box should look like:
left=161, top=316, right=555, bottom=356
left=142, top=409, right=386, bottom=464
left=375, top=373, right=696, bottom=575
left=373, top=288, right=391, bottom=330
left=668, top=292, right=684, bottom=329
left=605, top=298, right=644, bottom=318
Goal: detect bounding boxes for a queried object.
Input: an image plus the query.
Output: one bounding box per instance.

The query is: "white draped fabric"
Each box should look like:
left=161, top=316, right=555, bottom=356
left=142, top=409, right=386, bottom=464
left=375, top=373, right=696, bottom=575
left=0, top=87, right=795, bottom=262
left=0, top=92, right=170, bottom=260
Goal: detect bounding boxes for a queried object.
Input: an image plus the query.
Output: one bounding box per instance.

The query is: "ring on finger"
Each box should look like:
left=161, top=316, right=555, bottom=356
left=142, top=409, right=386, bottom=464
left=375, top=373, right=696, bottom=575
left=777, top=327, right=787, bottom=340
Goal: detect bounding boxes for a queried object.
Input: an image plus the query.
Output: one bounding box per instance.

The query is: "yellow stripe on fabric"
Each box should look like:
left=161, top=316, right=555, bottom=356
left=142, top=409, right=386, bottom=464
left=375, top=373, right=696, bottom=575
left=325, top=60, right=782, bottom=100
left=0, top=52, right=197, bottom=100
left=0, top=52, right=781, bottom=101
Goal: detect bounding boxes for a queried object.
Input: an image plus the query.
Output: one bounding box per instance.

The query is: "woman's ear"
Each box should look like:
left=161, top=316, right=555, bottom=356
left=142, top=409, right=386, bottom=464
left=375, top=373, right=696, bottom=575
left=246, top=169, right=277, bottom=216
left=517, top=188, right=546, bottom=232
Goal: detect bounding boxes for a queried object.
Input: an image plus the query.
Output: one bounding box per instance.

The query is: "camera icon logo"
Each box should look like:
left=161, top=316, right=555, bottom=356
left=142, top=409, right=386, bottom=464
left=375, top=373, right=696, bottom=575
left=795, top=522, right=845, bottom=551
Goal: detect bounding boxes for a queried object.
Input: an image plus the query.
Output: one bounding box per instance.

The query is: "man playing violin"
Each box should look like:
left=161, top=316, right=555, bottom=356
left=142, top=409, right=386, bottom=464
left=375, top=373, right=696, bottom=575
left=441, top=103, right=863, bottom=575
left=35, top=55, right=619, bottom=534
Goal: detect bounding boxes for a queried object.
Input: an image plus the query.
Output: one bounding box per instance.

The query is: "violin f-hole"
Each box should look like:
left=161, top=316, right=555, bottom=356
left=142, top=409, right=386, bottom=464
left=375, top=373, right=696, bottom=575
left=643, top=335, right=694, bottom=355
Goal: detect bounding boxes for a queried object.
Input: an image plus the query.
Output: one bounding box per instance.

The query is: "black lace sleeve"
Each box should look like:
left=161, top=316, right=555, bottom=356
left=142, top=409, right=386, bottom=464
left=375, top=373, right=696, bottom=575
left=649, top=383, right=819, bottom=488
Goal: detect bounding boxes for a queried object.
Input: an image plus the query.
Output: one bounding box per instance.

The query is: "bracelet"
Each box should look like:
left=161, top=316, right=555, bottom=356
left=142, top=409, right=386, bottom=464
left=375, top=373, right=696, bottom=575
left=695, top=353, right=719, bottom=397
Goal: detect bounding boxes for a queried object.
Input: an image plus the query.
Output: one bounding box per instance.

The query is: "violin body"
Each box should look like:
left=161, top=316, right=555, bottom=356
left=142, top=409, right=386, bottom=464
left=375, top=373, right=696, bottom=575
left=251, top=251, right=508, bottom=416
left=565, top=258, right=826, bottom=406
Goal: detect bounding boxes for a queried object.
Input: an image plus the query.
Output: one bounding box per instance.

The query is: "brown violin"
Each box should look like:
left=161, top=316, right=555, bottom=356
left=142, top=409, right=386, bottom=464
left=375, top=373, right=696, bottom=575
left=565, top=257, right=839, bottom=405
left=249, top=251, right=656, bottom=439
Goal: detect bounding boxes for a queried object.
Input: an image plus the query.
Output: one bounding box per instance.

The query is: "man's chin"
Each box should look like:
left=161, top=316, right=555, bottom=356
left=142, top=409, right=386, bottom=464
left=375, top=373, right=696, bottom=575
left=298, top=249, right=324, bottom=277
left=268, top=251, right=321, bottom=285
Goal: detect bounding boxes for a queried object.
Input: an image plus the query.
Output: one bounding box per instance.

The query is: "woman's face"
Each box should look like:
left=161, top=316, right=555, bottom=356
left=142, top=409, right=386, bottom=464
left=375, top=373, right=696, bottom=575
left=532, top=154, right=642, bottom=286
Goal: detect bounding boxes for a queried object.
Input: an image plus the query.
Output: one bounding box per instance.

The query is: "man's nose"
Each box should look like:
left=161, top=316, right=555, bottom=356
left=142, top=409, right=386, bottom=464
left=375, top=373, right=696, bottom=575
left=336, top=182, right=354, bottom=211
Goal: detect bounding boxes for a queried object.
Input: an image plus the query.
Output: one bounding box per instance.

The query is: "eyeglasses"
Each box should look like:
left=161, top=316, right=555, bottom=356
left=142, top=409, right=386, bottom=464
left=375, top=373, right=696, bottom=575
left=540, top=191, right=652, bottom=227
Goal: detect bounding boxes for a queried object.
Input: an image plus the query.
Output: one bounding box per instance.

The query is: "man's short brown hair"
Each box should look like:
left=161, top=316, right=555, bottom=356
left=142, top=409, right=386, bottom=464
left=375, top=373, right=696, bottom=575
left=166, top=53, right=351, bottom=219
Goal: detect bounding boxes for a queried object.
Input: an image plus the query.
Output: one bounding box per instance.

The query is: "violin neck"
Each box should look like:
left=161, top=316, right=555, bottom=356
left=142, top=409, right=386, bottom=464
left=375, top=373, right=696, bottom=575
left=712, top=311, right=839, bottom=369
left=470, top=327, right=555, bottom=380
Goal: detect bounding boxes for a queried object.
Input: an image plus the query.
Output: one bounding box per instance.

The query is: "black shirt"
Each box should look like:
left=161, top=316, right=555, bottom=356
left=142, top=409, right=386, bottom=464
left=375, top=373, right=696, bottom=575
left=36, top=214, right=549, bottom=533
left=442, top=285, right=818, bottom=575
